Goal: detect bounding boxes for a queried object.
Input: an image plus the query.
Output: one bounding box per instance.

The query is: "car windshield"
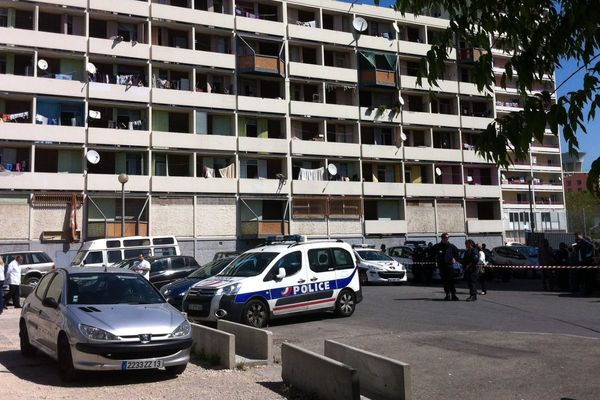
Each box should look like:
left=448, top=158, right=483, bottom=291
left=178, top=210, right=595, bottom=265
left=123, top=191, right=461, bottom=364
left=71, top=251, right=86, bottom=265
left=218, top=252, right=278, bottom=277
left=189, top=258, right=233, bottom=279
left=358, top=250, right=393, bottom=261
left=67, top=273, right=164, bottom=305
left=114, top=259, right=138, bottom=269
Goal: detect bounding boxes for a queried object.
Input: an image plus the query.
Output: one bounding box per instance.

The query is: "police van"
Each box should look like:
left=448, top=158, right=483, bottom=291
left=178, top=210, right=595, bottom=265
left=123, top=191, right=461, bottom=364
left=182, top=236, right=362, bottom=328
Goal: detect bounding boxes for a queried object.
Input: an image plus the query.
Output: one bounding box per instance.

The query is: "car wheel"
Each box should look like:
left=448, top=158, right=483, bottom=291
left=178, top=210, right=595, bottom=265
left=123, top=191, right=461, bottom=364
left=165, top=363, right=187, bottom=376
left=241, top=299, right=269, bottom=328
left=359, top=270, right=368, bottom=286
left=23, top=275, right=41, bottom=287
left=335, top=290, right=356, bottom=318
left=19, top=319, right=36, bottom=357
left=57, top=334, right=78, bottom=382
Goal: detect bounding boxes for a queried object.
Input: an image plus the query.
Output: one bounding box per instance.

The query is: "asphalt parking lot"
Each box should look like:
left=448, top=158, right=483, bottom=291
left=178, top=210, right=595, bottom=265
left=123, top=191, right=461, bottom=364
left=1, top=279, right=599, bottom=400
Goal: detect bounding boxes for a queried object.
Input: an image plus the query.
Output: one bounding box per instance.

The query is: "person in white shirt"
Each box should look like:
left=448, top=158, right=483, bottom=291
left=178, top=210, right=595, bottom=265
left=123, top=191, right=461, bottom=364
left=7, top=255, right=23, bottom=308
left=0, top=256, right=5, bottom=313
left=477, top=244, right=488, bottom=295
left=133, top=254, right=151, bottom=280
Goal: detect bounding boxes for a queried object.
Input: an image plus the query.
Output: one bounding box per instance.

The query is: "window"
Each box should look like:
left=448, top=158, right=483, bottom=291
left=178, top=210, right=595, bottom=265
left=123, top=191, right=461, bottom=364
left=333, top=248, right=354, bottom=269
left=171, top=257, right=186, bottom=270
left=31, top=252, right=52, bottom=263
left=124, top=239, right=151, bottom=247
left=35, top=273, right=55, bottom=299
left=151, top=258, right=169, bottom=273
left=153, top=237, right=175, bottom=245
left=45, top=273, right=65, bottom=303
left=541, top=212, right=551, bottom=222
left=84, top=251, right=103, bottom=265
left=308, top=249, right=333, bottom=273
left=108, top=250, right=122, bottom=264
left=274, top=251, right=302, bottom=277
left=0, top=9, right=7, bottom=28
left=107, top=240, right=121, bottom=248
left=124, top=248, right=151, bottom=258
left=154, top=247, right=177, bottom=256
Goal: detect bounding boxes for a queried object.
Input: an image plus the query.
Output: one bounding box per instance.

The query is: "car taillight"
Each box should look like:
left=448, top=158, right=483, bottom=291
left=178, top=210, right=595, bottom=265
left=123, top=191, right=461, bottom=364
left=51, top=263, right=56, bottom=270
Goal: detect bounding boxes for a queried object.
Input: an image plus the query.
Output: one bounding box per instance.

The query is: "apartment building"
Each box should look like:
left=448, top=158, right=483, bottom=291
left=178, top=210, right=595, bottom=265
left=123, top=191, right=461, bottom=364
left=0, top=0, right=565, bottom=263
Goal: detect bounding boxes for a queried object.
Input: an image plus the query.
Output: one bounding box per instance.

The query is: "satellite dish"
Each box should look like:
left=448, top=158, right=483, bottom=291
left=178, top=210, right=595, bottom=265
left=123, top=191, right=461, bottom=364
left=88, top=110, right=101, bottom=119
left=398, top=96, right=405, bottom=107
left=435, top=167, right=442, bottom=176
left=327, top=163, right=338, bottom=176
left=352, top=17, right=368, bottom=32
left=392, top=22, right=400, bottom=33
left=85, top=150, right=101, bottom=165
left=86, top=62, right=97, bottom=74
left=400, top=132, right=407, bottom=142
left=37, top=59, right=48, bottom=71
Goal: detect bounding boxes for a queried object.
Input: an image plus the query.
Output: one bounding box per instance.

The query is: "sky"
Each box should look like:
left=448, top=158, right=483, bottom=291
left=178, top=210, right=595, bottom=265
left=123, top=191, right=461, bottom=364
left=341, top=0, right=599, bottom=171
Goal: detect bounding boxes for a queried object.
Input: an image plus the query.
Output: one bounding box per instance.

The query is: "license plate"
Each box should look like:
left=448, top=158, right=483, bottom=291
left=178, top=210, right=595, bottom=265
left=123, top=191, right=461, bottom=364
left=122, top=360, right=164, bottom=370
left=388, top=278, right=401, bottom=282
left=188, top=303, right=204, bottom=311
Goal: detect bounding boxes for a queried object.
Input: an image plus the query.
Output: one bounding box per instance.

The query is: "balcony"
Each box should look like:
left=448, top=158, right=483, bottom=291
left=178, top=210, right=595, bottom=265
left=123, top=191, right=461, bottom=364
left=87, top=174, right=150, bottom=192
left=357, top=35, right=397, bottom=52
left=0, top=172, right=83, bottom=191
left=152, top=176, right=237, bottom=193
left=0, top=124, right=85, bottom=144
left=405, top=183, right=464, bottom=197
left=360, top=69, right=397, bottom=88
left=403, top=111, right=460, bottom=127
left=465, top=185, right=502, bottom=198
left=459, top=82, right=488, bottom=96
left=462, top=149, right=489, bottom=163
left=404, top=147, right=462, bottom=162
left=467, top=219, right=503, bottom=233
left=152, top=132, right=236, bottom=151
left=89, top=82, right=150, bottom=103
left=397, top=40, right=431, bottom=56
left=238, top=55, right=284, bottom=77
left=288, top=62, right=357, bottom=83
left=88, top=128, right=150, bottom=147
left=236, top=16, right=284, bottom=36
left=290, top=101, right=357, bottom=120
left=151, top=4, right=234, bottom=29
left=89, top=0, right=149, bottom=17
left=0, top=27, right=86, bottom=53
left=239, top=178, right=290, bottom=194
left=241, top=220, right=289, bottom=238
left=238, top=137, right=288, bottom=154
left=152, top=46, right=235, bottom=69
left=37, top=0, right=87, bottom=7
left=458, top=48, right=485, bottom=63
left=461, top=115, right=493, bottom=130
left=291, top=140, right=360, bottom=158
left=401, top=75, right=459, bottom=94
left=89, top=37, right=150, bottom=60
left=360, top=107, right=401, bottom=123
left=363, top=182, right=405, bottom=196
left=362, top=144, right=403, bottom=159
left=0, top=74, right=84, bottom=98
left=237, top=96, right=287, bottom=114
left=292, top=180, right=362, bottom=196
left=152, top=89, right=235, bottom=110
left=364, top=220, right=407, bottom=235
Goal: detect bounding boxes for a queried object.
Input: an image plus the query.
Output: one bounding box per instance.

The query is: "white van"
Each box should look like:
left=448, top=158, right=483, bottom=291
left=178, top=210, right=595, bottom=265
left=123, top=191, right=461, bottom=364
left=70, top=236, right=180, bottom=267
left=182, top=237, right=362, bottom=328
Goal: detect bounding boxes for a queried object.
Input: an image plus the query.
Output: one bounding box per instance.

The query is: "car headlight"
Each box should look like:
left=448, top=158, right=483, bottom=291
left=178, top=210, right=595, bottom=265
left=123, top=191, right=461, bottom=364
left=169, top=320, right=191, bottom=338
left=162, top=288, right=171, bottom=296
left=79, top=324, right=119, bottom=341
left=219, top=283, right=242, bottom=296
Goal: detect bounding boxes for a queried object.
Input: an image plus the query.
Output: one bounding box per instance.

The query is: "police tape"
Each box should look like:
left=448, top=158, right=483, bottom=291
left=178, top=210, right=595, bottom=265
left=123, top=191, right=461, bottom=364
left=402, top=261, right=600, bottom=269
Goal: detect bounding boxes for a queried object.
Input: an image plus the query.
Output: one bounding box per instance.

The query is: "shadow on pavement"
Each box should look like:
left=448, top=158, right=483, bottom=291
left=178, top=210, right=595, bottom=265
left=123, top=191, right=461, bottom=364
left=0, top=349, right=176, bottom=387
left=256, top=381, right=318, bottom=400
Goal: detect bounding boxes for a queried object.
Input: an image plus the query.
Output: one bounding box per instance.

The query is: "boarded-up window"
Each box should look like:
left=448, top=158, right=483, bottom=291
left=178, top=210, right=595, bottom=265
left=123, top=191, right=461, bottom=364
left=329, top=197, right=361, bottom=218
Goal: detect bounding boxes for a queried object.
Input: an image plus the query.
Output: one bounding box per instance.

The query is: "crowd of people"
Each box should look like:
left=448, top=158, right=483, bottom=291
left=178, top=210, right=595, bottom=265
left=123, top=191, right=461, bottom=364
left=394, top=232, right=598, bottom=301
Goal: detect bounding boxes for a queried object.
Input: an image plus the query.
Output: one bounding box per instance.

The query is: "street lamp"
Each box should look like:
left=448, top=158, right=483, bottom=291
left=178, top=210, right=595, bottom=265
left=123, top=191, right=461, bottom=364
left=118, top=173, right=129, bottom=237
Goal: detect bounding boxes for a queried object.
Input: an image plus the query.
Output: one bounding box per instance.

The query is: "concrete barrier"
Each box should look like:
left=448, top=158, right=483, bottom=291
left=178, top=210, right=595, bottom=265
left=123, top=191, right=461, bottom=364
left=217, top=319, right=272, bottom=364
left=281, top=342, right=359, bottom=400
left=324, top=340, right=412, bottom=400
left=190, top=323, right=235, bottom=369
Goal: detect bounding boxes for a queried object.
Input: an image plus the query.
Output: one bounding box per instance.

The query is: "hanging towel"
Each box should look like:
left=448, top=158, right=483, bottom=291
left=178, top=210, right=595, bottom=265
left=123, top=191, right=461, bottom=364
left=219, top=163, right=235, bottom=179
left=298, top=167, right=324, bottom=181
left=203, top=165, right=215, bottom=178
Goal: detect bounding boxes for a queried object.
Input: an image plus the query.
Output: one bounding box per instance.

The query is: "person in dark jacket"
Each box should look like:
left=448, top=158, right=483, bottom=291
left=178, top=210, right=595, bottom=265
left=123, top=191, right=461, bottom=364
left=431, top=233, right=460, bottom=301
left=574, top=233, right=595, bottom=295
left=462, top=239, right=480, bottom=301
left=554, top=242, right=570, bottom=291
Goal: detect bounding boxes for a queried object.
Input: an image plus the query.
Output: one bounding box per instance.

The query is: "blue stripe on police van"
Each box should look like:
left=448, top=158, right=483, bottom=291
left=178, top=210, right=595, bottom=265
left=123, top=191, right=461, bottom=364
left=234, top=268, right=357, bottom=304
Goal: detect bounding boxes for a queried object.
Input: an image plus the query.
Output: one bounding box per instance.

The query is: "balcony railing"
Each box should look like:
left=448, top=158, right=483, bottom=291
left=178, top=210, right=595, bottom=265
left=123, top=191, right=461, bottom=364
left=238, top=54, right=284, bottom=77
left=241, top=220, right=289, bottom=238
left=360, top=69, right=397, bottom=88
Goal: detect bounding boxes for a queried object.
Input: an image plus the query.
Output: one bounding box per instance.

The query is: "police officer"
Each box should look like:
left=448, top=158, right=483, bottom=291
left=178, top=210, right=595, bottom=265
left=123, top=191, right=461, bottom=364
left=462, top=239, right=480, bottom=301
left=432, top=233, right=459, bottom=301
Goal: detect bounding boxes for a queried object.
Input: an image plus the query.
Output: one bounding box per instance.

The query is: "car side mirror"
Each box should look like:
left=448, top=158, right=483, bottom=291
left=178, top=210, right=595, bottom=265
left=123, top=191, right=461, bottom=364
left=42, top=297, right=59, bottom=309
left=275, top=267, right=286, bottom=280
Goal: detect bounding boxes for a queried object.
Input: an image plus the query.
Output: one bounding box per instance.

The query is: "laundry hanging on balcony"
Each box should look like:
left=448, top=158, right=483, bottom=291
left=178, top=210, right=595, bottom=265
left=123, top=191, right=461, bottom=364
left=1, top=111, right=29, bottom=122
left=298, top=167, right=325, bottom=181
left=219, top=163, right=235, bottom=179
left=202, top=166, right=215, bottom=178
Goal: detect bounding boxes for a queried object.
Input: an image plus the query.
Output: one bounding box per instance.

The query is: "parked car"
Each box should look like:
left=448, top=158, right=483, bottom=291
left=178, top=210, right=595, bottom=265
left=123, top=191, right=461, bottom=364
left=213, top=251, right=240, bottom=261
left=354, top=246, right=406, bottom=284
left=403, top=240, right=427, bottom=249
left=1, top=251, right=55, bottom=287
left=19, top=267, right=192, bottom=381
left=115, top=255, right=200, bottom=289
left=489, top=246, right=531, bottom=281
left=160, top=256, right=236, bottom=310
left=183, top=238, right=362, bottom=328
left=389, top=246, right=463, bottom=281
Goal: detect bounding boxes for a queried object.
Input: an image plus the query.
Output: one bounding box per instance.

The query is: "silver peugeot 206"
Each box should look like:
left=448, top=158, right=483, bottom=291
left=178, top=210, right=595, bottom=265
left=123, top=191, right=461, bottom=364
left=19, top=267, right=192, bottom=381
